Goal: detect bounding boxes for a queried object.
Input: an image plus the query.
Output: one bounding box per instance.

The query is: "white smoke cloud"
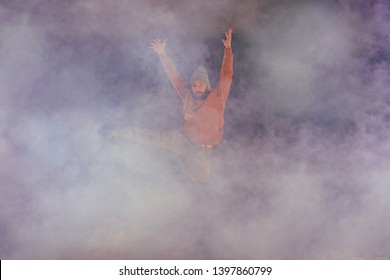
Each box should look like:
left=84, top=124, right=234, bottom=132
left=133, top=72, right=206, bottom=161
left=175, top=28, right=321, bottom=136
left=1, top=0, right=390, bottom=259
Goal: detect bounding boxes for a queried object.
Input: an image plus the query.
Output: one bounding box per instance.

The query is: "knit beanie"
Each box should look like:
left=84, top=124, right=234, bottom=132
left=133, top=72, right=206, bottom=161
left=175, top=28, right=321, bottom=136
left=190, top=66, right=211, bottom=90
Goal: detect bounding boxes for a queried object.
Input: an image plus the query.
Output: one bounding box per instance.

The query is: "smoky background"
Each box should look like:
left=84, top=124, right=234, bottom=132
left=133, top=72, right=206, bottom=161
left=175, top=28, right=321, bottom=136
left=1, top=0, right=390, bottom=259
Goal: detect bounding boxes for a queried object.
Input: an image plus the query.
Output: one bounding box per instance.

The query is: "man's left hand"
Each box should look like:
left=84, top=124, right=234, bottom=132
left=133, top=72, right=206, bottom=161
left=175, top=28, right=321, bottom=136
left=222, top=27, right=233, bottom=48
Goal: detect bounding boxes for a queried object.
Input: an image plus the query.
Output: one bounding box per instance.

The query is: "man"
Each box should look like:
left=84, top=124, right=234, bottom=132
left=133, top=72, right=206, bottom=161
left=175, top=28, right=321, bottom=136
left=111, top=28, right=233, bottom=183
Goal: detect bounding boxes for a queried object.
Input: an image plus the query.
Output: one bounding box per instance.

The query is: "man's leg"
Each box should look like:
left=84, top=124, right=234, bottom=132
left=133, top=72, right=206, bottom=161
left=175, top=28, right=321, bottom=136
left=185, top=147, right=212, bottom=184
left=111, top=127, right=212, bottom=183
left=110, top=127, right=190, bottom=156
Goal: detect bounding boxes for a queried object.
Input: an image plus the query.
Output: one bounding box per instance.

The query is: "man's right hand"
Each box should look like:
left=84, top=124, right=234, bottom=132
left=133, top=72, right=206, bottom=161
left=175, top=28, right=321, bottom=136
left=149, top=37, right=167, bottom=55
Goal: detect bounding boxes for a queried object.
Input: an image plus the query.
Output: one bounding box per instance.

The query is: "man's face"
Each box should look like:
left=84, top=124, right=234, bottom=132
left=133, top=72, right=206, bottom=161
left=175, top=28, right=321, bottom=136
left=191, top=81, right=208, bottom=100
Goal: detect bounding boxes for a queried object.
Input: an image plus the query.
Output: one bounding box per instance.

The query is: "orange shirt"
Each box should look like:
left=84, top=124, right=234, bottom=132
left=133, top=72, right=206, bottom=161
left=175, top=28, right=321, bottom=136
left=159, top=48, right=233, bottom=146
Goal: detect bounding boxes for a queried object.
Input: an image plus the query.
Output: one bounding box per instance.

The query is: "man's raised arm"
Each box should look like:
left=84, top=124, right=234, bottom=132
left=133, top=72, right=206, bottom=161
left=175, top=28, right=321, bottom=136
left=150, top=38, right=186, bottom=101
left=217, top=27, right=234, bottom=103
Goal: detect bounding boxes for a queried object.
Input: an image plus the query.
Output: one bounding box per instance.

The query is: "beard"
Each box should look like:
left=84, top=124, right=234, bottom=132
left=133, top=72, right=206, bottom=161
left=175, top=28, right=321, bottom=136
left=191, top=90, right=210, bottom=101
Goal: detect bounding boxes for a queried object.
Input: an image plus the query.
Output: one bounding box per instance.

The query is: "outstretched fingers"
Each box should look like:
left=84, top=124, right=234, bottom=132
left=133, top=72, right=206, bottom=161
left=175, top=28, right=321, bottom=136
left=149, top=37, right=167, bottom=54
left=149, top=37, right=159, bottom=48
left=222, top=27, right=232, bottom=48
left=225, top=28, right=232, bottom=40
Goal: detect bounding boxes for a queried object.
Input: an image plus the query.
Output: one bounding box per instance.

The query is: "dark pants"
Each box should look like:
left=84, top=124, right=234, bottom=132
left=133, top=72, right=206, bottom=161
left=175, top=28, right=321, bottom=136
left=111, top=128, right=212, bottom=183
